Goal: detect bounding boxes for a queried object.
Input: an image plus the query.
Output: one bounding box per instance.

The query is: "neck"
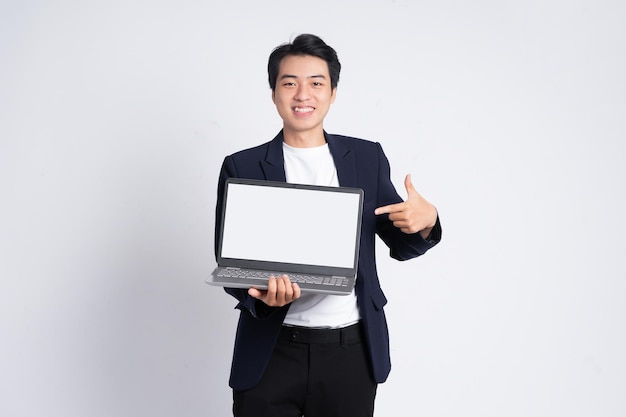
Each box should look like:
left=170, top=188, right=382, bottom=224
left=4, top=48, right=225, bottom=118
left=282, top=127, right=326, bottom=148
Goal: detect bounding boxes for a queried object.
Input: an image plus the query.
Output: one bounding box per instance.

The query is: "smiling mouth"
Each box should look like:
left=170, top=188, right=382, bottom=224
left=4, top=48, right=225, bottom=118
left=294, top=106, right=315, bottom=113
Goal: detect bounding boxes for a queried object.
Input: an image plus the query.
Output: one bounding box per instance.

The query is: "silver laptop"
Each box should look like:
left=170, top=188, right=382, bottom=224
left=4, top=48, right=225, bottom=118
left=207, top=178, right=363, bottom=295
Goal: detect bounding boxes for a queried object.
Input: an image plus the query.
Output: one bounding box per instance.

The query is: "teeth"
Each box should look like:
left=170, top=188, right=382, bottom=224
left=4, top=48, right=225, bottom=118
left=294, top=107, right=314, bottom=113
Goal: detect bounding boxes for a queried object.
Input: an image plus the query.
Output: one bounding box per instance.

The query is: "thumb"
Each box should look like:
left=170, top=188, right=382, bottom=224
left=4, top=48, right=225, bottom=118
left=248, top=287, right=263, bottom=299
left=404, top=174, right=418, bottom=199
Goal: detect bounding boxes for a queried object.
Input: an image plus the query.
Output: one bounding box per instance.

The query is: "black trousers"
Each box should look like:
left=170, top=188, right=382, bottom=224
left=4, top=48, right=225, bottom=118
left=233, top=322, right=377, bottom=417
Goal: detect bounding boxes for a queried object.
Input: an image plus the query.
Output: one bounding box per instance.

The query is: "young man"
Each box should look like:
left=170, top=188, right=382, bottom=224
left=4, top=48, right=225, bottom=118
left=215, top=34, right=441, bottom=417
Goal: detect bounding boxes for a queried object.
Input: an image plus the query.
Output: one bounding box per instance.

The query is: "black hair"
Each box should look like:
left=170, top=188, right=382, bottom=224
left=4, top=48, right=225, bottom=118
left=267, top=34, right=341, bottom=91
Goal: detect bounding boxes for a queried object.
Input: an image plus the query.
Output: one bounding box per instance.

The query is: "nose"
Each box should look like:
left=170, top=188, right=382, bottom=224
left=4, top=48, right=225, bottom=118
left=294, top=84, right=310, bottom=101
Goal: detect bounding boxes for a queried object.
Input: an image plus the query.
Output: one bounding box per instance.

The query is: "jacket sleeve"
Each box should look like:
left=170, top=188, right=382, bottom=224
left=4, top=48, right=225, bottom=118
left=373, top=142, right=442, bottom=260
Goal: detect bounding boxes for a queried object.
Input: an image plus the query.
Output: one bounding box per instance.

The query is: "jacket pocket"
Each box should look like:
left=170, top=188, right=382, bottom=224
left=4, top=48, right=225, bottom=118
left=371, top=288, right=388, bottom=311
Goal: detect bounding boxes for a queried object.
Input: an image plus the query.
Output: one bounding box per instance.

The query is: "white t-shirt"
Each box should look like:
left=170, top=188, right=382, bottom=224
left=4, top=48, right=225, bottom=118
left=282, top=142, right=361, bottom=328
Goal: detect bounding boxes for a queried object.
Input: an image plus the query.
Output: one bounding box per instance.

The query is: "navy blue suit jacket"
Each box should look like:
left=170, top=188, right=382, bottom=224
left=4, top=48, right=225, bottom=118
left=215, top=131, right=441, bottom=391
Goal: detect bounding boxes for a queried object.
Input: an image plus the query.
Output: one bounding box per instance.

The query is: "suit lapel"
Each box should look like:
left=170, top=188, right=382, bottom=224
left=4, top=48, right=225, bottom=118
left=327, top=133, right=358, bottom=188
left=261, top=131, right=287, bottom=182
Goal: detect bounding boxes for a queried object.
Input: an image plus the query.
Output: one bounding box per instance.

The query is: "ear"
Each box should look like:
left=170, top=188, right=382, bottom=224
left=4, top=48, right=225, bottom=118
left=272, top=89, right=276, bottom=104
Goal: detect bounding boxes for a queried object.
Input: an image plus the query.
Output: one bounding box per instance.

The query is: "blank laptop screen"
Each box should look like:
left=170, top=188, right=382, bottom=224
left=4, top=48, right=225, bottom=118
left=220, top=182, right=361, bottom=269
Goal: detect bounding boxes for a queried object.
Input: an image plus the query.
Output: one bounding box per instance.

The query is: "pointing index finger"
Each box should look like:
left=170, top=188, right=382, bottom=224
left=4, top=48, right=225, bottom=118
left=374, top=202, right=404, bottom=215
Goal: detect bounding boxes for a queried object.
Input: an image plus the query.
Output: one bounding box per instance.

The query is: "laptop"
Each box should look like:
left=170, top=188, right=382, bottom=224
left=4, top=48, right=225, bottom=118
left=207, top=178, right=363, bottom=295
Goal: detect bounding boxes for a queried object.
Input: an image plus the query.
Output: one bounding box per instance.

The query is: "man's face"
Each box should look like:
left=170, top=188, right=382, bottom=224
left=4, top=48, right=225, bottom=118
left=272, top=54, right=337, bottom=141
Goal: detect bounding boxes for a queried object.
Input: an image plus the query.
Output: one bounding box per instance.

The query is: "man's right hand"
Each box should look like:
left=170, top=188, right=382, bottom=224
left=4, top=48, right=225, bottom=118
left=248, top=275, right=301, bottom=307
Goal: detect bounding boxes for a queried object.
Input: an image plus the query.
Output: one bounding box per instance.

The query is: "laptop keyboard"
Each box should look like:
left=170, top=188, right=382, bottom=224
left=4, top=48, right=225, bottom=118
left=217, top=268, right=349, bottom=288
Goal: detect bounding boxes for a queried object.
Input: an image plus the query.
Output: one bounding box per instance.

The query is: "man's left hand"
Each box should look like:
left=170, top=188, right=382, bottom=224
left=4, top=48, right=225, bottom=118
left=374, top=174, right=438, bottom=238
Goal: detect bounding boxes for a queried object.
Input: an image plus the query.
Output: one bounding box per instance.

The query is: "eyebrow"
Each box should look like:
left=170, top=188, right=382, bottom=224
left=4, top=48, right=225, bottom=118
left=279, top=74, right=328, bottom=80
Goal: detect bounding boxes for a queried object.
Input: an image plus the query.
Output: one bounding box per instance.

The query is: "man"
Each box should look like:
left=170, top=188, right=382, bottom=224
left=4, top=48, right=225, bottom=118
left=215, top=34, right=441, bottom=417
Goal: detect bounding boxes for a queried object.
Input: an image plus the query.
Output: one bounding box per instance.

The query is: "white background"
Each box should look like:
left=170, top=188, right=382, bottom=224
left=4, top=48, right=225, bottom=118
left=1, top=1, right=625, bottom=416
